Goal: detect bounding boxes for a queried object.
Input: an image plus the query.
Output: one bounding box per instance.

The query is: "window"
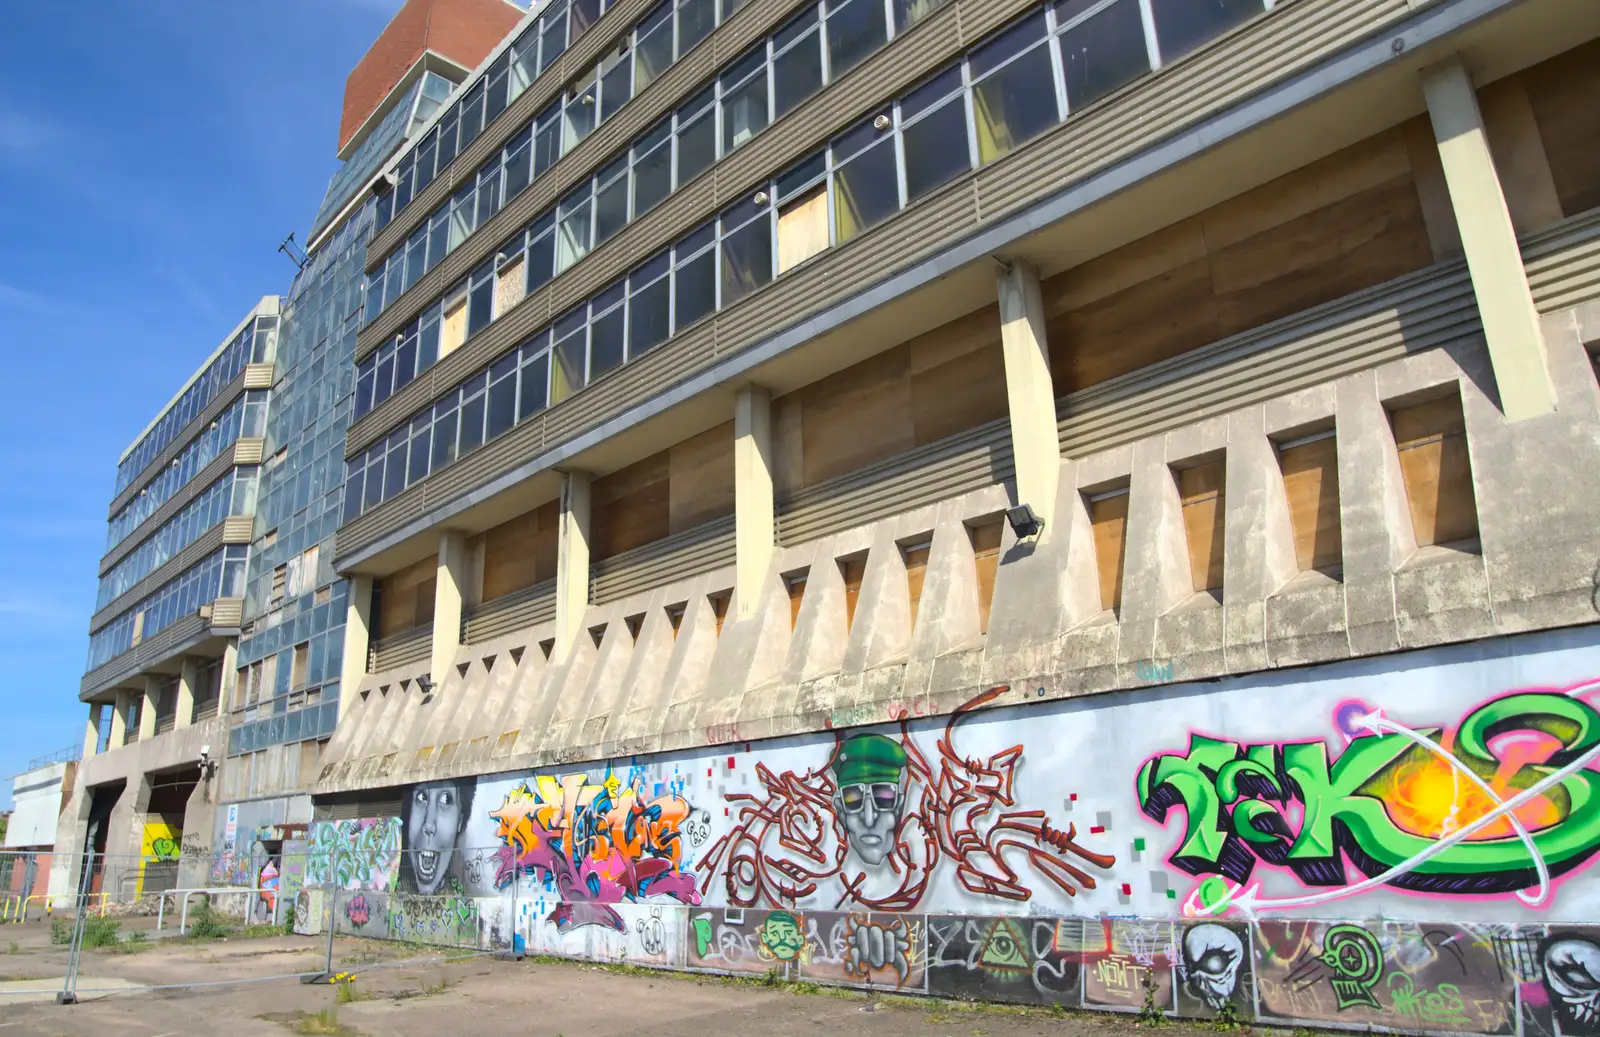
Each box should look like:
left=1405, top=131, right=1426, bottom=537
left=840, top=554, right=867, bottom=631
left=1276, top=429, right=1342, bottom=576
left=1177, top=460, right=1226, bottom=595
left=901, top=536, right=932, bottom=631
left=590, top=623, right=609, bottom=648
left=270, top=564, right=287, bottom=609
left=969, top=519, right=1003, bottom=633
left=1391, top=394, right=1479, bottom=549
left=1057, top=0, right=1150, bottom=111
left=784, top=570, right=809, bottom=629
left=709, top=590, right=732, bottom=635
left=774, top=8, right=824, bottom=117
left=971, top=14, right=1060, bottom=165
left=625, top=612, right=645, bottom=642
left=346, top=1, right=1264, bottom=521
left=1149, top=0, right=1263, bottom=63
left=1087, top=487, right=1129, bottom=612
left=666, top=601, right=686, bottom=638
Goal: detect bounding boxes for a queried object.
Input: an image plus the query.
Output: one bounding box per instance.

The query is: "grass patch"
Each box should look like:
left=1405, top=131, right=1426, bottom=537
left=282, top=1008, right=359, bottom=1037
left=185, top=897, right=228, bottom=940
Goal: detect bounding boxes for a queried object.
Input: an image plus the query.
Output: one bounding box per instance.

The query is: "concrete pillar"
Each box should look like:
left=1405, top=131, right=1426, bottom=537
left=219, top=642, right=238, bottom=714
left=109, top=690, right=130, bottom=747
left=340, top=575, right=373, bottom=722
left=139, top=677, right=160, bottom=740
left=555, top=470, right=592, bottom=663
left=432, top=531, right=469, bottom=681
left=1423, top=59, right=1554, bottom=421
left=997, top=261, right=1061, bottom=538
left=175, top=656, right=198, bottom=729
left=83, top=702, right=104, bottom=758
left=734, top=386, right=774, bottom=620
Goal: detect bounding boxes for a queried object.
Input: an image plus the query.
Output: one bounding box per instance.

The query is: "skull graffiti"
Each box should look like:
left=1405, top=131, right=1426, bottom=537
left=1182, top=924, right=1244, bottom=1011
left=1544, top=938, right=1600, bottom=1033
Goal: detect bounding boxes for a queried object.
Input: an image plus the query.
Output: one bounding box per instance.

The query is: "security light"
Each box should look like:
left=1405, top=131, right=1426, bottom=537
left=1006, top=504, right=1043, bottom=540
left=416, top=674, right=436, bottom=694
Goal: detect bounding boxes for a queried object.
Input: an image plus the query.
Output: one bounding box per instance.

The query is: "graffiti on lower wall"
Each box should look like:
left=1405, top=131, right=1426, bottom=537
left=136, top=820, right=181, bottom=895
left=305, top=818, right=401, bottom=890
left=297, top=629, right=1600, bottom=1024
left=1138, top=683, right=1600, bottom=918
left=699, top=688, right=1117, bottom=912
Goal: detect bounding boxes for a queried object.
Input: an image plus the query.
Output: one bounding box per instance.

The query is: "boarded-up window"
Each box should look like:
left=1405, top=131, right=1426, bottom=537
left=839, top=555, right=867, bottom=632
left=376, top=556, right=438, bottom=638
left=709, top=591, right=731, bottom=636
left=1391, top=394, right=1479, bottom=547
left=495, top=256, right=526, bottom=318
left=440, top=294, right=468, bottom=359
left=478, top=501, right=560, bottom=602
left=785, top=571, right=808, bottom=630
left=1523, top=39, right=1600, bottom=218
left=1277, top=430, right=1342, bottom=575
left=778, top=187, right=830, bottom=273
left=269, top=565, right=287, bottom=609
left=1088, top=487, right=1130, bottom=612
left=291, top=642, right=309, bottom=689
left=969, top=520, right=1004, bottom=634
left=1178, top=460, right=1226, bottom=594
left=901, top=536, right=932, bottom=631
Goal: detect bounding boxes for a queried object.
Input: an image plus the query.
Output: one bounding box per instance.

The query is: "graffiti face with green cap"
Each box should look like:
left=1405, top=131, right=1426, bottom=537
left=831, top=734, right=908, bottom=866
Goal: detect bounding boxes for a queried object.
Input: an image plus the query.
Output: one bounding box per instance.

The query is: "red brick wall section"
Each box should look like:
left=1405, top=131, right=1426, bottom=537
left=339, top=0, right=526, bottom=154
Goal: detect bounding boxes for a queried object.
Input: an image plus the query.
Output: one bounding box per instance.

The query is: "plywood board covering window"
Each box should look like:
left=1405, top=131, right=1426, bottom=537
left=376, top=556, right=438, bottom=638
left=495, top=256, right=526, bottom=318
left=839, top=555, right=867, bottom=632
left=440, top=295, right=468, bottom=359
left=1178, top=461, right=1226, bottom=594
left=1278, top=432, right=1343, bottom=575
left=777, top=187, right=829, bottom=274
left=709, top=591, right=731, bottom=636
left=784, top=572, right=808, bottom=630
left=1391, top=394, right=1479, bottom=548
left=969, top=520, right=1003, bottom=634
left=1088, top=488, right=1130, bottom=612
left=901, top=537, right=932, bottom=632
left=479, top=501, right=560, bottom=602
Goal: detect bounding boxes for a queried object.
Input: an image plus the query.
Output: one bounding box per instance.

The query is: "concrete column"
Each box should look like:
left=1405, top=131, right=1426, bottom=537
left=1423, top=59, right=1554, bottom=421
left=109, top=690, right=130, bottom=747
left=555, top=470, right=592, bottom=663
left=340, top=575, right=373, bottom=722
left=139, top=678, right=160, bottom=740
left=997, top=261, right=1062, bottom=538
left=219, top=642, right=239, bottom=714
left=175, top=656, right=198, bottom=729
left=83, top=702, right=104, bottom=758
left=734, top=386, right=774, bottom=620
left=432, top=531, right=469, bottom=681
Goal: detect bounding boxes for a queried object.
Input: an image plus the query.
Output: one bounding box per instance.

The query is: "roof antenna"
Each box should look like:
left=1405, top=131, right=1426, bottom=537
left=277, top=232, right=308, bottom=271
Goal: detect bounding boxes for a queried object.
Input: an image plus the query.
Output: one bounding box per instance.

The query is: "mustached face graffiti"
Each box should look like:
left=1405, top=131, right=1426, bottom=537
left=698, top=687, right=1117, bottom=911
left=1137, top=686, right=1600, bottom=916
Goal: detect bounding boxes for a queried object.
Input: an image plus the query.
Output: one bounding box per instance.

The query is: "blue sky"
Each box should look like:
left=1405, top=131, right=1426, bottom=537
left=0, top=0, right=407, bottom=809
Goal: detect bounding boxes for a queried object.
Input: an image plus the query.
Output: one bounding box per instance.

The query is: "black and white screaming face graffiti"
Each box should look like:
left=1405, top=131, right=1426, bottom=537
left=1544, top=937, right=1600, bottom=1035
left=399, top=778, right=474, bottom=895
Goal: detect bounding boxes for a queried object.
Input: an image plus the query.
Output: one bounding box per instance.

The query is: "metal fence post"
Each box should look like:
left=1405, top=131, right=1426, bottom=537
left=58, top=850, right=94, bottom=1005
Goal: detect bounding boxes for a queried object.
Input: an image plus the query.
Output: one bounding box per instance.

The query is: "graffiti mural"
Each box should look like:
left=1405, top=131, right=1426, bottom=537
left=1139, top=683, right=1600, bottom=917
left=485, top=767, right=701, bottom=934
left=291, top=629, right=1600, bottom=1025
left=1253, top=920, right=1517, bottom=1033
left=926, top=915, right=1082, bottom=1004
left=699, top=687, right=1116, bottom=911
left=136, top=820, right=181, bottom=895
left=305, top=818, right=401, bottom=890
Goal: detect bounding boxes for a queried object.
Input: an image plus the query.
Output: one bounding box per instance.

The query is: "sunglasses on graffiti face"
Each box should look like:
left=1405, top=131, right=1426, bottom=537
left=839, top=783, right=900, bottom=814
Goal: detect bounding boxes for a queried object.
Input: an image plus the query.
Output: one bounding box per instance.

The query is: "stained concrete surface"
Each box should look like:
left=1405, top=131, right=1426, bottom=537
left=0, top=925, right=1224, bottom=1037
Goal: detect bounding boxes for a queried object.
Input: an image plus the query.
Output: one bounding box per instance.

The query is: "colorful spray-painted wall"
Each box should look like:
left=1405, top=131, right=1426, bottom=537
left=301, top=627, right=1600, bottom=1031
left=135, top=820, right=181, bottom=896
